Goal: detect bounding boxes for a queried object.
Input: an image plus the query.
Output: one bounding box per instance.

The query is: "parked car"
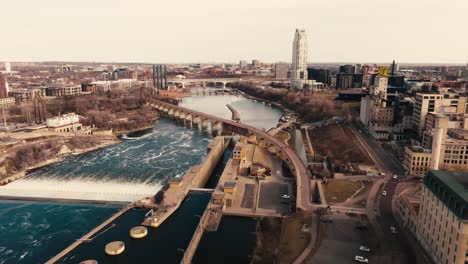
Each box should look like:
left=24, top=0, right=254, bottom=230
left=382, top=191, right=387, bottom=196
left=320, top=217, right=333, bottom=223
left=354, top=256, right=369, bottom=263
left=393, top=174, right=398, bottom=179
left=359, top=246, right=371, bottom=252
left=281, top=194, right=290, bottom=199
left=390, top=226, right=398, bottom=234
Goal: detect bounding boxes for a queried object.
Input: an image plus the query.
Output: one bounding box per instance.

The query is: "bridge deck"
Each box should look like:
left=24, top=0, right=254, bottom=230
left=151, top=99, right=313, bottom=211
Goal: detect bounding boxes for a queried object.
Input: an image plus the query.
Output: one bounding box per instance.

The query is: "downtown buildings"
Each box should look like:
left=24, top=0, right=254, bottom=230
left=399, top=170, right=468, bottom=264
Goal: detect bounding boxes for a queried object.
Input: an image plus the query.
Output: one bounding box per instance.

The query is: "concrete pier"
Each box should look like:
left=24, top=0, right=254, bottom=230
left=226, top=104, right=241, bottom=122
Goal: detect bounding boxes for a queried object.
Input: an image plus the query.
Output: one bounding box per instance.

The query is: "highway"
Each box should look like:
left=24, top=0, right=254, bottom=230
left=150, top=99, right=314, bottom=212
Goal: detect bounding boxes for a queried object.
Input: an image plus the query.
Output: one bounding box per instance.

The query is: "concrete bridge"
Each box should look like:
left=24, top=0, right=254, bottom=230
left=149, top=99, right=313, bottom=212
left=166, top=78, right=242, bottom=89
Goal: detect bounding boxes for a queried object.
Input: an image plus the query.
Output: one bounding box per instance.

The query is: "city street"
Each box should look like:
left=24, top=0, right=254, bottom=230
left=349, top=122, right=428, bottom=264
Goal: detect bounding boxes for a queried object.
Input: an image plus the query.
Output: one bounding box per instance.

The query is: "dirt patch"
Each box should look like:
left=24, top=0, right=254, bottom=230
left=309, top=123, right=372, bottom=165
left=322, top=179, right=362, bottom=204
left=277, top=212, right=312, bottom=264
left=250, top=217, right=282, bottom=264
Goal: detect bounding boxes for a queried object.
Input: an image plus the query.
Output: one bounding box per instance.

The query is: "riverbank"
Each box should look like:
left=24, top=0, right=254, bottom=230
left=235, top=89, right=294, bottom=114
left=0, top=136, right=120, bottom=185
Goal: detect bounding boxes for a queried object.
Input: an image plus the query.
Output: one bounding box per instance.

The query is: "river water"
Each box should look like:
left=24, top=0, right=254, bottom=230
left=0, top=94, right=283, bottom=264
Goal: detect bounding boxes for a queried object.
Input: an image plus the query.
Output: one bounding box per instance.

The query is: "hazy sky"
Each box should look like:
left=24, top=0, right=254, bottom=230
left=1, top=0, right=467, bottom=63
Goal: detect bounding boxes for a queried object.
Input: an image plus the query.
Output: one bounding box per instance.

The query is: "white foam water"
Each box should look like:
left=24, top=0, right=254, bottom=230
left=0, top=178, right=162, bottom=202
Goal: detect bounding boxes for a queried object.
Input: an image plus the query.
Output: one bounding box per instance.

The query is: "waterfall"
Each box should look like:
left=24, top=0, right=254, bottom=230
left=0, top=178, right=162, bottom=202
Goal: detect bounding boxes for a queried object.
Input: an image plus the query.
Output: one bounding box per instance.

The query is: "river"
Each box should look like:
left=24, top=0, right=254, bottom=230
left=0, top=94, right=283, bottom=264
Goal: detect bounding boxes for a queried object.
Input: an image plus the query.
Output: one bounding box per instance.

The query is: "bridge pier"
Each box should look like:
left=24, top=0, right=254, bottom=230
left=151, top=99, right=313, bottom=212
left=212, top=122, right=222, bottom=137
left=201, top=118, right=210, bottom=132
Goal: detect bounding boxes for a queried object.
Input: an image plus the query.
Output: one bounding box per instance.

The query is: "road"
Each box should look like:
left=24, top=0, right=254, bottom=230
left=349, top=122, right=429, bottom=264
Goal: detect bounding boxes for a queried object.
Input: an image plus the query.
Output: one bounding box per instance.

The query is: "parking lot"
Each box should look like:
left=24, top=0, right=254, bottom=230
left=306, top=212, right=378, bottom=264
left=258, top=182, right=290, bottom=214
left=240, top=183, right=254, bottom=209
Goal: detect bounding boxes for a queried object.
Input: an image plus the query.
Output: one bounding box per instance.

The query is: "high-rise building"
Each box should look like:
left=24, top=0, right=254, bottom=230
left=416, top=170, right=468, bottom=264
left=390, top=60, right=399, bottom=76
left=307, top=68, right=330, bottom=85
left=0, top=74, right=7, bottom=98
left=290, top=29, right=308, bottom=89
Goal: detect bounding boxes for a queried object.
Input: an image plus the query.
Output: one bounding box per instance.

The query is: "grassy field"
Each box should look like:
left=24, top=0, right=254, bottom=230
left=277, top=212, right=312, bottom=264
left=309, top=123, right=373, bottom=165
left=323, top=179, right=363, bottom=203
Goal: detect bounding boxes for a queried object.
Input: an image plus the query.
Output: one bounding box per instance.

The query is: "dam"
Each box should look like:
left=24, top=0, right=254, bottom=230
left=0, top=94, right=284, bottom=264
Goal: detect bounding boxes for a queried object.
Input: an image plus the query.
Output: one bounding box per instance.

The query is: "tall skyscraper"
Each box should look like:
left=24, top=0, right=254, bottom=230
left=290, top=29, right=308, bottom=89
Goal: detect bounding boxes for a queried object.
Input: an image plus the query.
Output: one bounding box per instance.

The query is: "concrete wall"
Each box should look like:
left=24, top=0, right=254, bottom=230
left=192, top=137, right=230, bottom=188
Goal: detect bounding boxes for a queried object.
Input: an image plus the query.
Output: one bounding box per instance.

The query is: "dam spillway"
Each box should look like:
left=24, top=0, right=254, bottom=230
left=0, top=119, right=212, bottom=203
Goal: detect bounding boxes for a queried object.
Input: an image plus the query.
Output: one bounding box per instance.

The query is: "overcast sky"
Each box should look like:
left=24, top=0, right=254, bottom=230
left=1, top=0, right=467, bottom=64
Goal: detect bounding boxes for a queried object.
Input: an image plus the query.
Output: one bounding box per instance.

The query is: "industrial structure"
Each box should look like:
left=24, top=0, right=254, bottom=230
left=153, top=64, right=168, bottom=92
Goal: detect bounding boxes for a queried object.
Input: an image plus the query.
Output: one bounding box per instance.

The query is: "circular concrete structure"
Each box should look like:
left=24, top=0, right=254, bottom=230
left=105, top=241, right=125, bottom=255
left=130, top=226, right=148, bottom=239
left=80, top=260, right=98, bottom=264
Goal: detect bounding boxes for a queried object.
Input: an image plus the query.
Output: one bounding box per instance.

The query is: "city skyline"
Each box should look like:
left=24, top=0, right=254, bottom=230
left=1, top=0, right=467, bottom=64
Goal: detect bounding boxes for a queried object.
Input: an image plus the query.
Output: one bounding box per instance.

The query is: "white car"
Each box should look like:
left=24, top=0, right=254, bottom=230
left=281, top=194, right=290, bottom=199
left=355, top=256, right=369, bottom=263
left=390, top=226, right=398, bottom=234
left=359, top=246, right=371, bottom=252
left=393, top=175, right=398, bottom=179
left=382, top=191, right=387, bottom=196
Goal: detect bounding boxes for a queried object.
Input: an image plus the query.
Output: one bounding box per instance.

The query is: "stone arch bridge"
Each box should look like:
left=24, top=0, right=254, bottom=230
left=149, top=99, right=313, bottom=212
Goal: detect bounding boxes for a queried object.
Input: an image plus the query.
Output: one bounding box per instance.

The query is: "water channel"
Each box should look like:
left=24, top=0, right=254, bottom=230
left=0, top=94, right=283, bottom=263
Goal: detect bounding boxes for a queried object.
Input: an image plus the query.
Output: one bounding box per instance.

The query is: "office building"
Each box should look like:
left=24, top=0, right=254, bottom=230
left=307, top=68, right=330, bottom=85
left=252, top=60, right=260, bottom=67
left=416, top=170, right=468, bottom=264
left=275, top=62, right=290, bottom=79
left=403, top=146, right=432, bottom=177
left=405, top=113, right=468, bottom=176
left=339, top=65, right=356, bottom=74
left=390, top=60, right=399, bottom=75
left=413, top=93, right=468, bottom=136
left=239, top=60, right=248, bottom=69
left=290, top=29, right=308, bottom=89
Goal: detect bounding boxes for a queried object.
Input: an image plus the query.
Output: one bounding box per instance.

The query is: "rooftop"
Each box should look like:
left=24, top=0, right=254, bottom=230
left=408, top=145, right=431, bottom=153
left=224, top=182, right=236, bottom=188
left=425, top=170, right=468, bottom=220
